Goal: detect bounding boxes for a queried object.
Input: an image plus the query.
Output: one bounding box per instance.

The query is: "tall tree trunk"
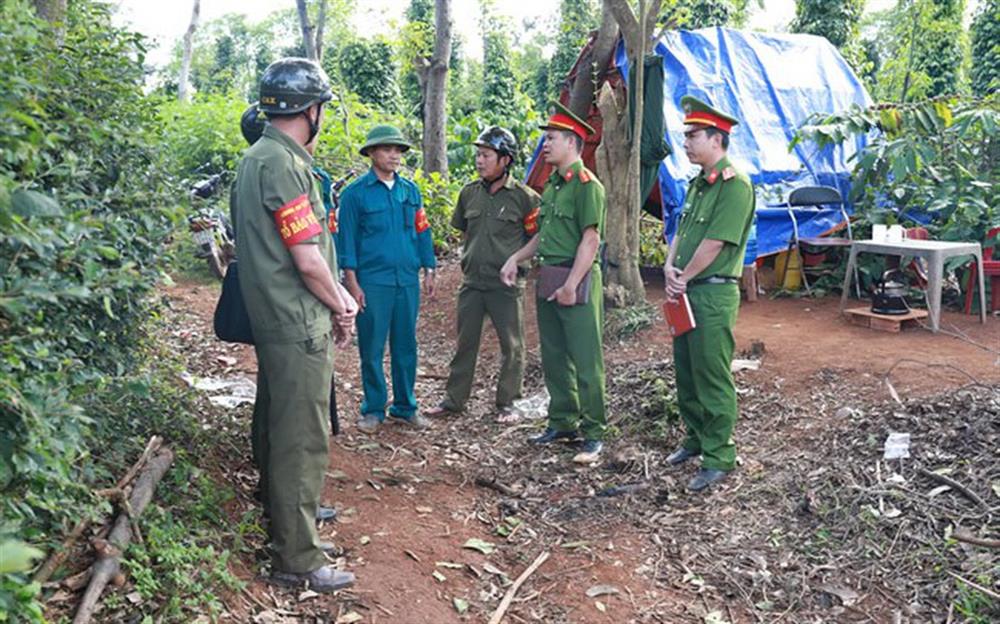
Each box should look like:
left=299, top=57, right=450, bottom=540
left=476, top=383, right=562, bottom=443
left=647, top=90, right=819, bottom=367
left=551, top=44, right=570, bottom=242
left=315, top=0, right=328, bottom=61
left=177, top=0, right=200, bottom=103
left=296, top=0, right=318, bottom=61
left=421, top=0, right=451, bottom=177
left=568, top=4, right=620, bottom=118
left=597, top=0, right=662, bottom=306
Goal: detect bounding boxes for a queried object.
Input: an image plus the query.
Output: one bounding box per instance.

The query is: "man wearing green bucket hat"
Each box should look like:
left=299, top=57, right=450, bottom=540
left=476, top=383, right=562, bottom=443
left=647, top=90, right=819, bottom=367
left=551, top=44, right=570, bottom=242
left=663, top=95, right=755, bottom=493
left=338, top=125, right=437, bottom=434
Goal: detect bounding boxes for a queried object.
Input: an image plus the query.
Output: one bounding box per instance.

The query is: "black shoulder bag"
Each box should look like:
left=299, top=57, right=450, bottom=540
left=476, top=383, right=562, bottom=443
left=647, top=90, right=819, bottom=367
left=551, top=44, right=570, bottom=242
left=213, top=262, right=254, bottom=345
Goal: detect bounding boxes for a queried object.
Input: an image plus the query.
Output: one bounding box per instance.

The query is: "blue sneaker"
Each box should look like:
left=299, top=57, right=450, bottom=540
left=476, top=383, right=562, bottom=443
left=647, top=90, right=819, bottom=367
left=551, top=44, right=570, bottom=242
left=530, top=428, right=580, bottom=444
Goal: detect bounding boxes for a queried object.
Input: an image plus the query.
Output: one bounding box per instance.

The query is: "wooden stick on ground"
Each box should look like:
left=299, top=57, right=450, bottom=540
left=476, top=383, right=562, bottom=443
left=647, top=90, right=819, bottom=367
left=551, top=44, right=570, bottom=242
left=488, top=551, right=550, bottom=624
left=952, top=530, right=1000, bottom=549
left=33, top=435, right=163, bottom=586
left=72, top=447, right=174, bottom=624
left=947, top=570, right=1000, bottom=601
left=917, top=467, right=989, bottom=511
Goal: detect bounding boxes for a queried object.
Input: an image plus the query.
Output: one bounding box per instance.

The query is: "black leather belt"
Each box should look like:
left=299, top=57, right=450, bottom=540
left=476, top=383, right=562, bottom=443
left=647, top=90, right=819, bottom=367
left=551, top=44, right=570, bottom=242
left=689, top=275, right=738, bottom=286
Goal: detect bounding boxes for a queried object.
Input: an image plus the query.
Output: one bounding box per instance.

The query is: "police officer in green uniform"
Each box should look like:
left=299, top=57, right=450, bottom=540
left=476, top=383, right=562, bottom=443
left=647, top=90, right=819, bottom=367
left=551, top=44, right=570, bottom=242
left=426, top=127, right=540, bottom=421
left=234, top=58, right=357, bottom=591
left=663, top=96, right=755, bottom=492
left=501, top=102, right=607, bottom=464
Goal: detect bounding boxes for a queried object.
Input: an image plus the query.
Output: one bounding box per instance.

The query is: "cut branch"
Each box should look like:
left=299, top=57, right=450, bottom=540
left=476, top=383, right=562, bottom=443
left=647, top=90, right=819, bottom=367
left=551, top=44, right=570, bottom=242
left=72, top=448, right=174, bottom=624
left=34, top=436, right=163, bottom=586
left=488, top=551, right=550, bottom=624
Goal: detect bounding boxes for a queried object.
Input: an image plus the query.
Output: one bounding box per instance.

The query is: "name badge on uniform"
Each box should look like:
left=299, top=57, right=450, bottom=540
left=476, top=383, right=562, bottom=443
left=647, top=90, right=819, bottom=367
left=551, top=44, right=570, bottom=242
left=274, top=194, right=322, bottom=248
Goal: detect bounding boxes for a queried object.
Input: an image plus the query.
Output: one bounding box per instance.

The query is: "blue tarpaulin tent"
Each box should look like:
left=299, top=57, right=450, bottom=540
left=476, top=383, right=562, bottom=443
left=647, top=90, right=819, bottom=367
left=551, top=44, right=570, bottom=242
left=619, top=27, right=872, bottom=257
left=526, top=27, right=872, bottom=259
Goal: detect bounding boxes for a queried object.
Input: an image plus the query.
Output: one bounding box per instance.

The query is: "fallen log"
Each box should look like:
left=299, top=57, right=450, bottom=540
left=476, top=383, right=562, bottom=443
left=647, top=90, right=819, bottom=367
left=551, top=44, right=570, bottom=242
left=34, top=435, right=163, bottom=586
left=72, top=447, right=174, bottom=624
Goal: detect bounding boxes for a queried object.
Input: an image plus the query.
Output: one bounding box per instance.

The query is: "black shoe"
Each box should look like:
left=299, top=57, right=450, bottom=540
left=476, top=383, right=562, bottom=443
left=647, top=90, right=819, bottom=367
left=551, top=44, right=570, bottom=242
left=316, top=506, right=337, bottom=522
left=530, top=428, right=580, bottom=444
left=666, top=447, right=700, bottom=466
left=687, top=468, right=730, bottom=492
left=269, top=565, right=355, bottom=592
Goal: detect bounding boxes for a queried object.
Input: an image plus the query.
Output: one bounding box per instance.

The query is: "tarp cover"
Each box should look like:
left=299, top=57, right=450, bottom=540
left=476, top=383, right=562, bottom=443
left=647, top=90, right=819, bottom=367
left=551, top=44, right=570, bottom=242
left=616, top=27, right=872, bottom=257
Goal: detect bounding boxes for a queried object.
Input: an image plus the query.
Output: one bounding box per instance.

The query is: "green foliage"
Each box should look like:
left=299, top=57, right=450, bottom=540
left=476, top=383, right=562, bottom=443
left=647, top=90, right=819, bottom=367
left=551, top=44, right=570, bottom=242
left=548, top=0, right=598, bottom=101
left=867, top=0, right=969, bottom=102
left=411, top=169, right=463, bottom=253
left=793, top=96, right=1000, bottom=286
left=0, top=2, right=247, bottom=619
left=338, top=38, right=400, bottom=110
left=970, top=0, right=1000, bottom=95
left=119, top=473, right=242, bottom=621
left=481, top=8, right=518, bottom=119
left=790, top=0, right=864, bottom=47
left=790, top=0, right=869, bottom=76
left=157, top=92, right=249, bottom=178
left=663, top=0, right=761, bottom=30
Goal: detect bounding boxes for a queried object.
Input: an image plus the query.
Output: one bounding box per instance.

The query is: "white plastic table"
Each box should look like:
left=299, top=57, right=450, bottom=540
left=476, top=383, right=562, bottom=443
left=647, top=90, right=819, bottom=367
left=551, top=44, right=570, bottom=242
left=839, top=239, right=987, bottom=332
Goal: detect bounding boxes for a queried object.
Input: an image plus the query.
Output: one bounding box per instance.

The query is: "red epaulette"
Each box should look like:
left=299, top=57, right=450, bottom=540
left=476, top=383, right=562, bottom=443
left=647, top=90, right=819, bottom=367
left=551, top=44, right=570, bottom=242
left=579, top=169, right=592, bottom=183
left=722, top=167, right=736, bottom=181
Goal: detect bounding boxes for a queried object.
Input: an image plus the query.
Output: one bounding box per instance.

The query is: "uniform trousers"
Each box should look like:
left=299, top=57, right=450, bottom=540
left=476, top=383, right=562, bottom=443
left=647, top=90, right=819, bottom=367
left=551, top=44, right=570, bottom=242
left=251, top=332, right=333, bottom=573
left=672, top=282, right=740, bottom=471
left=356, top=282, right=420, bottom=419
left=536, top=267, right=606, bottom=440
left=442, top=283, right=525, bottom=411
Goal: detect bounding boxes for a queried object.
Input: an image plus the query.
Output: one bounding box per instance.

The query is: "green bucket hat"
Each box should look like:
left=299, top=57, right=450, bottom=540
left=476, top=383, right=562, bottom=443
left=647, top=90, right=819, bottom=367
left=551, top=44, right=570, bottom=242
left=360, top=125, right=412, bottom=156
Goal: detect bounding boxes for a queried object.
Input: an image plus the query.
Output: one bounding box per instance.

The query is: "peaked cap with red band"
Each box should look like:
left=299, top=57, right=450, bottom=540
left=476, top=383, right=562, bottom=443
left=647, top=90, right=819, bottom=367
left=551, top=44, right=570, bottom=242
left=539, top=101, right=595, bottom=141
left=680, top=95, right=739, bottom=134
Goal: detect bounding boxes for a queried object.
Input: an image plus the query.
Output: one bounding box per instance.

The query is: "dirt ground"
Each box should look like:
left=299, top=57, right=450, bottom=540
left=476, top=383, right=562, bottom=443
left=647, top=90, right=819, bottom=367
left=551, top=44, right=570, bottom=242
left=164, top=259, right=999, bottom=623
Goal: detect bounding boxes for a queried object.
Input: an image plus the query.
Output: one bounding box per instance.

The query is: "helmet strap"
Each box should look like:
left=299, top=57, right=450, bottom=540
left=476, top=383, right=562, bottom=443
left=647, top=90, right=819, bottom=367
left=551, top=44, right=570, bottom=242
left=304, top=105, right=321, bottom=145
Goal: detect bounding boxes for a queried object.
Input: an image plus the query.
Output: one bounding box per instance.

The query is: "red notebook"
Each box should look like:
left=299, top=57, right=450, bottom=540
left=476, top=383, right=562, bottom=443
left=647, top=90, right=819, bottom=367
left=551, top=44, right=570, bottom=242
left=662, top=295, right=696, bottom=337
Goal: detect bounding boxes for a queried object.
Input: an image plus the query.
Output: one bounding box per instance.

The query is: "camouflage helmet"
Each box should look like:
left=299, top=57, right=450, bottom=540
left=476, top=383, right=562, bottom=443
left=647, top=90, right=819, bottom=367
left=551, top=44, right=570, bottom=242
left=474, top=126, right=518, bottom=161
left=258, top=57, right=333, bottom=115
left=240, top=103, right=266, bottom=145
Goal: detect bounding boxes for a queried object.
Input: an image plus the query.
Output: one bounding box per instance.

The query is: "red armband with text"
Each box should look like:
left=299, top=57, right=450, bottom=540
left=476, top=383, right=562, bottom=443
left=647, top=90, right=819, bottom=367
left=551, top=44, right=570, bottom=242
left=523, top=207, right=540, bottom=236
left=414, top=207, right=430, bottom=234
left=274, top=194, right=322, bottom=248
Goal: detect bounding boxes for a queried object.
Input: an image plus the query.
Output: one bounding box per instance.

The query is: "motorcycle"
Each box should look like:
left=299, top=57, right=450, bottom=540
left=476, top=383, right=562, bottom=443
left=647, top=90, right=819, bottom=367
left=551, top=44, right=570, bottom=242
left=187, top=173, right=236, bottom=279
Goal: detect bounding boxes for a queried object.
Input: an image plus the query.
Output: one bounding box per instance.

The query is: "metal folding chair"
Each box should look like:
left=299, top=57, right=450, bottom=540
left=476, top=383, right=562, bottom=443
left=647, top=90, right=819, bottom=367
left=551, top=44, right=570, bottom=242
left=782, top=185, right=860, bottom=297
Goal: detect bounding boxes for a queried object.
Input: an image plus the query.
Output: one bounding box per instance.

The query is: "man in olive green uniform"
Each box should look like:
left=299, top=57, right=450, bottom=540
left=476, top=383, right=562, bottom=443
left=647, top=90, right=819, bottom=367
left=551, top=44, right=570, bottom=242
left=501, top=102, right=606, bottom=464
left=234, top=58, right=356, bottom=591
left=663, top=96, right=755, bottom=492
left=427, top=127, right=540, bottom=421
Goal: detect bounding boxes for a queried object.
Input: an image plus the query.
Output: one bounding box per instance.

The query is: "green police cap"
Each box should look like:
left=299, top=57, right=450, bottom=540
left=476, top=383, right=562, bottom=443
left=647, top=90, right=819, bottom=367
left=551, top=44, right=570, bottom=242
left=680, top=95, right=739, bottom=133
left=539, top=101, right=595, bottom=140
left=360, top=125, right=412, bottom=156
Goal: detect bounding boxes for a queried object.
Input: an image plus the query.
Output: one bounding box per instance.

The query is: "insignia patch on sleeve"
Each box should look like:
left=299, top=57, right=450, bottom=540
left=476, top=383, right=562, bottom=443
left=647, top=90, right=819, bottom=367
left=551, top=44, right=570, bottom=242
left=415, top=207, right=430, bottom=233
left=722, top=167, right=736, bottom=181
left=523, top=207, right=540, bottom=236
left=274, top=193, right=322, bottom=248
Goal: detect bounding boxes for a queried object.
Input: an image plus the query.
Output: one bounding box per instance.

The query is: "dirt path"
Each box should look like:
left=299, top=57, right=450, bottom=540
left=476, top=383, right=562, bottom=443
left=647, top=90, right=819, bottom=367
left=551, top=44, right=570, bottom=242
left=167, top=261, right=999, bottom=622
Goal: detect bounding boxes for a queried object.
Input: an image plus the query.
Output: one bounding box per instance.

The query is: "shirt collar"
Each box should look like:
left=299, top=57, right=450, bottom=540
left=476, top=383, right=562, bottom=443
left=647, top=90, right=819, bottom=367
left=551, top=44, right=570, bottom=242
left=363, top=168, right=398, bottom=187
left=701, top=155, right=730, bottom=182
left=549, top=159, right=583, bottom=184
left=479, top=174, right=518, bottom=191
left=262, top=125, right=312, bottom=164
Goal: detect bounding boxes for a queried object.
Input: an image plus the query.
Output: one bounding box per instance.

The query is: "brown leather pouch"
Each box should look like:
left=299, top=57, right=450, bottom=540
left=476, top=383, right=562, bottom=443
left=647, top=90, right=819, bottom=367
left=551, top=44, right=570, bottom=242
left=536, top=265, right=591, bottom=305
